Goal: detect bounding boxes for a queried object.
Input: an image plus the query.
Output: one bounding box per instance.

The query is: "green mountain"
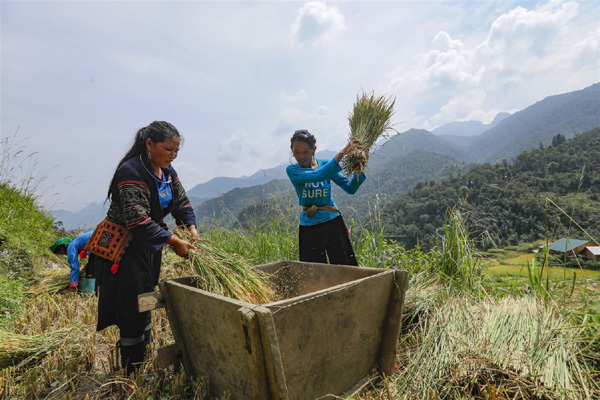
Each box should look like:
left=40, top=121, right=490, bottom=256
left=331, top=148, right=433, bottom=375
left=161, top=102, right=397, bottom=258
left=463, top=83, right=600, bottom=163
left=189, top=179, right=294, bottom=228
left=431, top=112, right=511, bottom=137
left=369, top=129, right=468, bottom=168
left=186, top=149, right=471, bottom=230
left=333, top=149, right=471, bottom=225
left=379, top=128, right=600, bottom=250
left=175, top=84, right=600, bottom=238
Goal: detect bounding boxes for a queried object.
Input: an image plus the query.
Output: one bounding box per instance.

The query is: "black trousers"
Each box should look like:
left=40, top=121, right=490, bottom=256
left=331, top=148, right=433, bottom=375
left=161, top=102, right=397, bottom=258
left=299, top=215, right=358, bottom=266
left=94, top=241, right=160, bottom=339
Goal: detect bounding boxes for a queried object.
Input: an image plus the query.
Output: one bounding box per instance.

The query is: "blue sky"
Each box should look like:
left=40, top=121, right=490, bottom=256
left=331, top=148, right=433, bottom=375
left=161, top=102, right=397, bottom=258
left=2, top=0, right=599, bottom=212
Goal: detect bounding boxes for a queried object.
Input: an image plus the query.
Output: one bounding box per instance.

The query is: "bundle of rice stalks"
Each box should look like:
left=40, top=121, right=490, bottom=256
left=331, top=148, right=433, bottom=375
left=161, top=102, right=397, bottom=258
left=0, top=327, right=75, bottom=369
left=29, top=269, right=82, bottom=296
left=30, top=269, right=69, bottom=295
left=343, top=91, right=396, bottom=177
left=174, top=228, right=276, bottom=304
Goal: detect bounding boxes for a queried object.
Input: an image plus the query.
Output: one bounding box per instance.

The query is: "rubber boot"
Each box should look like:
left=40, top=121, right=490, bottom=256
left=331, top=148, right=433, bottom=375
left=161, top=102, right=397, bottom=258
left=120, top=340, right=146, bottom=375
left=143, top=328, right=151, bottom=347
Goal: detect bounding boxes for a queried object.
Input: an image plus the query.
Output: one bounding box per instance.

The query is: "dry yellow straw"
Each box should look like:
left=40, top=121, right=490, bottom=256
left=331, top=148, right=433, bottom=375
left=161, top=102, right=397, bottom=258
left=343, top=91, right=396, bottom=177
left=173, top=228, right=276, bottom=304
left=0, top=327, right=74, bottom=369
left=29, top=269, right=82, bottom=296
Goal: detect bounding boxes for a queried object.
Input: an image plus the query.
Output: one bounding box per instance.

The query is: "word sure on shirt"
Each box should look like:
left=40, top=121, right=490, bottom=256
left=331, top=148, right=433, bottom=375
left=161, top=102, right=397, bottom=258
left=301, top=182, right=329, bottom=199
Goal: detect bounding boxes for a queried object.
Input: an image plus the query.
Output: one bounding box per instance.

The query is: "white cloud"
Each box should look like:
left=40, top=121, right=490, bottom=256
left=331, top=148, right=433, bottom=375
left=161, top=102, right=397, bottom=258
left=385, top=0, right=598, bottom=129
left=281, top=89, right=309, bottom=103
left=276, top=103, right=347, bottom=151
left=476, top=0, right=580, bottom=73
left=291, top=1, right=346, bottom=49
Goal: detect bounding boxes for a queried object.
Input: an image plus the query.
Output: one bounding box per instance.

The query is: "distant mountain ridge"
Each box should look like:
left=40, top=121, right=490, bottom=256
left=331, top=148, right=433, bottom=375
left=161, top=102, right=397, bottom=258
left=52, top=202, right=107, bottom=231
left=431, top=112, right=511, bottom=137
left=189, top=179, right=294, bottom=228
left=464, top=83, right=600, bottom=163
left=186, top=150, right=336, bottom=201
left=51, top=83, right=600, bottom=231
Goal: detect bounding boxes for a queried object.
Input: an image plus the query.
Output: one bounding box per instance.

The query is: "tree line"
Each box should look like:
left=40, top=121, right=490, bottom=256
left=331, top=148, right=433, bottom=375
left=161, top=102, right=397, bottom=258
left=376, top=127, right=600, bottom=250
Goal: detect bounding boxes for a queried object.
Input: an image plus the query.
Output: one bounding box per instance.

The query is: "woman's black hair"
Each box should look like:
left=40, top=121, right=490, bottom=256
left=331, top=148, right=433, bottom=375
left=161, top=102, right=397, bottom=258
left=52, top=245, right=67, bottom=254
left=290, top=129, right=316, bottom=150
left=107, top=121, right=182, bottom=200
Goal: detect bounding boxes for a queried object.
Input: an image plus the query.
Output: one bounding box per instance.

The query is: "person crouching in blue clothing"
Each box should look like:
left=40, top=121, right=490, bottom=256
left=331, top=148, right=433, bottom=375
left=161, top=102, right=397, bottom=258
left=50, top=230, right=94, bottom=292
left=286, top=129, right=365, bottom=266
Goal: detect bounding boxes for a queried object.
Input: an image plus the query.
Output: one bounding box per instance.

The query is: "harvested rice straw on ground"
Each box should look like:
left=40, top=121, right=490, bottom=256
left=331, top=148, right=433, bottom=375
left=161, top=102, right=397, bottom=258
left=29, top=269, right=72, bottom=295
left=173, top=228, right=276, bottom=304
left=343, top=91, right=396, bottom=177
left=0, top=327, right=75, bottom=369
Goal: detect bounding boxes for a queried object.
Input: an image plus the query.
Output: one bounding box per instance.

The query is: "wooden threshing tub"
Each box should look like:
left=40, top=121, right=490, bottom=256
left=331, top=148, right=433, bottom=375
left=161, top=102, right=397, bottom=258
left=139, top=260, right=409, bottom=400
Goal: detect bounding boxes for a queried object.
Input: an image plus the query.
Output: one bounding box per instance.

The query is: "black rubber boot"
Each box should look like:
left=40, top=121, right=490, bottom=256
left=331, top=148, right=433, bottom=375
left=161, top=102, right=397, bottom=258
left=120, top=340, right=146, bottom=375
left=143, top=328, right=151, bottom=347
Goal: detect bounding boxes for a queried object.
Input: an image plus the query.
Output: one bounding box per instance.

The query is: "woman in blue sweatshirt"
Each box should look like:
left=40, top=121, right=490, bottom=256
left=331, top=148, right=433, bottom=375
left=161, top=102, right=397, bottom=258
left=286, top=129, right=365, bottom=265
left=50, top=230, right=93, bottom=291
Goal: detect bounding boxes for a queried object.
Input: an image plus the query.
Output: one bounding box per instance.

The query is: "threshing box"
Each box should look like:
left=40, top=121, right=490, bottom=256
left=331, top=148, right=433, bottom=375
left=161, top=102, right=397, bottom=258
left=139, top=260, right=408, bottom=400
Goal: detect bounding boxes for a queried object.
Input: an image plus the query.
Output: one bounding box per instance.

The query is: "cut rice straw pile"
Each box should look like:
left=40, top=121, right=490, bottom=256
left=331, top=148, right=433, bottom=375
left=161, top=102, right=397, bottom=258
left=173, top=227, right=276, bottom=304
left=394, top=295, right=598, bottom=399
left=0, top=327, right=76, bottom=369
left=343, top=91, right=396, bottom=177
left=30, top=268, right=73, bottom=296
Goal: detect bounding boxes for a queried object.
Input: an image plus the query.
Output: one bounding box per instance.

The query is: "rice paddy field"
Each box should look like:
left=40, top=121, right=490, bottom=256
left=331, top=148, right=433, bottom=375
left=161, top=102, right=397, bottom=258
left=1, top=176, right=599, bottom=399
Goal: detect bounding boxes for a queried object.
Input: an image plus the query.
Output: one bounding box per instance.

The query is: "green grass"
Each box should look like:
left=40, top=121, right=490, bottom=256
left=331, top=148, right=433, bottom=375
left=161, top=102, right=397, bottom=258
left=199, top=217, right=298, bottom=264
left=0, top=183, right=57, bottom=326
left=487, top=264, right=599, bottom=279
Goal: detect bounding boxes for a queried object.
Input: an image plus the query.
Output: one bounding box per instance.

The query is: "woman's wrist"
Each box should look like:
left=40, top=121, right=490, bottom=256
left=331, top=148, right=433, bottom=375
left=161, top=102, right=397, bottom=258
left=167, top=235, right=184, bottom=247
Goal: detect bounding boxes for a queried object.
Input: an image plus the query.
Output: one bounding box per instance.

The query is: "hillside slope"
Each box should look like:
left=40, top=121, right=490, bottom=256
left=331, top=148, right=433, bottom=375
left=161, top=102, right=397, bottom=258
left=465, top=83, right=600, bottom=163
left=379, top=128, right=600, bottom=250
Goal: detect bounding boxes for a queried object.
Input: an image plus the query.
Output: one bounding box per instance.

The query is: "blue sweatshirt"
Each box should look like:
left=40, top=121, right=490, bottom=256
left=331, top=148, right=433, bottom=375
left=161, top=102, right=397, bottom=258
left=286, top=158, right=365, bottom=226
left=67, top=231, right=94, bottom=287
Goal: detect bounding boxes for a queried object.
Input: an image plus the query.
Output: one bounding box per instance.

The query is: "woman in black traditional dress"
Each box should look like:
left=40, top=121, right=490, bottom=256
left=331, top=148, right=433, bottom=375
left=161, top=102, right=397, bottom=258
left=90, top=120, right=199, bottom=374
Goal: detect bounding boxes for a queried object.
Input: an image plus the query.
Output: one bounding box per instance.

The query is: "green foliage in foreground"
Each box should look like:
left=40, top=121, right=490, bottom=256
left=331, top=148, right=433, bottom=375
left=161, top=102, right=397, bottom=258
left=0, top=182, right=57, bottom=324
left=0, top=182, right=56, bottom=272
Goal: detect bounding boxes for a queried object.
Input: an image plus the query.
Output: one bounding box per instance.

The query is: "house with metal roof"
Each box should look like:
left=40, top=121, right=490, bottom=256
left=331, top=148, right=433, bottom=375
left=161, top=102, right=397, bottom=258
left=548, top=238, right=597, bottom=259
left=582, top=246, right=600, bottom=261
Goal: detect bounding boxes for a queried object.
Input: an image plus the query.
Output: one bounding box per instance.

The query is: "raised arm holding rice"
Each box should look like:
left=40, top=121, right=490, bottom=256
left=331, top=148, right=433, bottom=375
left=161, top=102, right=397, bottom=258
left=286, top=91, right=395, bottom=266
left=286, top=130, right=365, bottom=266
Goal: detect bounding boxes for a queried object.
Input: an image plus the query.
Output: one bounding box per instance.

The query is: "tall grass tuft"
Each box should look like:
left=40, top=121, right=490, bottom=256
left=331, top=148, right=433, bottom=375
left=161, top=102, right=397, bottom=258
left=394, top=295, right=599, bottom=399
left=343, top=91, right=396, bottom=177
left=353, top=199, right=437, bottom=273
left=437, top=208, right=484, bottom=291
left=202, top=217, right=299, bottom=265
